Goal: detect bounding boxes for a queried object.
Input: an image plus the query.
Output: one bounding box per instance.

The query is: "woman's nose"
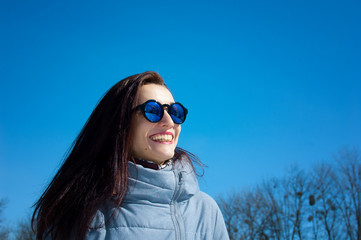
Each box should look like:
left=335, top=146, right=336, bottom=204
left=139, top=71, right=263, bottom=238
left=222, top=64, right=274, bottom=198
left=160, top=110, right=174, bottom=127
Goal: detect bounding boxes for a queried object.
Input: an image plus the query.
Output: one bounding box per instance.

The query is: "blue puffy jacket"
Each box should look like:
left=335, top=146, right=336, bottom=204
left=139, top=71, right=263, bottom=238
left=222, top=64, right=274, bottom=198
left=85, top=160, right=229, bottom=240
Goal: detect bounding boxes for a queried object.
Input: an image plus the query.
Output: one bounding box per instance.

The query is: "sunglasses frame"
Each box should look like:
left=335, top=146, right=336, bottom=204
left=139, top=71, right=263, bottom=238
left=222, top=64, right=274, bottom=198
left=134, top=99, right=188, bottom=124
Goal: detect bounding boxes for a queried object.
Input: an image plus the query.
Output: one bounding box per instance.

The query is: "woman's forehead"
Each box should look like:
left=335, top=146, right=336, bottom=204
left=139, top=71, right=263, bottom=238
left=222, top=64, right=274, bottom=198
left=137, top=84, right=174, bottom=104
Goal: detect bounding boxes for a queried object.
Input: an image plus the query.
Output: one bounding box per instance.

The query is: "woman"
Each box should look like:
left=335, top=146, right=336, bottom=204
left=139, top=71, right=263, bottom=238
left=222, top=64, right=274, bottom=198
left=32, top=71, right=229, bottom=240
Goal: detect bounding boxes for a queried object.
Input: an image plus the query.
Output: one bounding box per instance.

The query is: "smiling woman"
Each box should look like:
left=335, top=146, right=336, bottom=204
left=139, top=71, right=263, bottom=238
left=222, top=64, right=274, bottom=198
left=32, top=71, right=229, bottom=240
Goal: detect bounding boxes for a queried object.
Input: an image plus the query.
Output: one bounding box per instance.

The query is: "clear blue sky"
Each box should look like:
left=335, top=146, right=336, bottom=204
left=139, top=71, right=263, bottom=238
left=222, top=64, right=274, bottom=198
left=1, top=0, right=360, bottom=224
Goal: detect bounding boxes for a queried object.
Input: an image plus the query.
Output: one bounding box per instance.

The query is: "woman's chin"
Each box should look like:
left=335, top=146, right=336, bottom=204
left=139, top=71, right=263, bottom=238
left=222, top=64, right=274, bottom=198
left=148, top=145, right=175, bottom=161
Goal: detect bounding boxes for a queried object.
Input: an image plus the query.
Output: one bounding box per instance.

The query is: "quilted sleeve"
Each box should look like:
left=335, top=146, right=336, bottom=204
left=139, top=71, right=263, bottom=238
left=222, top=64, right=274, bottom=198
left=212, top=203, right=230, bottom=240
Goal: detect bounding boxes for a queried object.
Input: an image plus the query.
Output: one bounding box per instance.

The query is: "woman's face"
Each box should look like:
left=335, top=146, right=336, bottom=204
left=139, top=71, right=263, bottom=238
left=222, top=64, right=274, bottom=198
left=130, top=84, right=181, bottom=164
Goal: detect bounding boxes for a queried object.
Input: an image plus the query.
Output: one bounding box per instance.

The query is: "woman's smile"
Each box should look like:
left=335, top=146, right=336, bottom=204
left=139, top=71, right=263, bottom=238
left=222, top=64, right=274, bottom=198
left=149, top=131, right=174, bottom=144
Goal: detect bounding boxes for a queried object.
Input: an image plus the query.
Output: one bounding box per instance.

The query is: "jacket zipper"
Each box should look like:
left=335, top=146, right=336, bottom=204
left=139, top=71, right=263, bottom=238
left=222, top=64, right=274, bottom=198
left=171, top=171, right=185, bottom=240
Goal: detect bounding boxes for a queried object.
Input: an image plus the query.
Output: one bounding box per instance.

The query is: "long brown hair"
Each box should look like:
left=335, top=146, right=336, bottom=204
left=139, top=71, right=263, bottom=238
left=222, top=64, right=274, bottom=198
left=32, top=71, right=199, bottom=240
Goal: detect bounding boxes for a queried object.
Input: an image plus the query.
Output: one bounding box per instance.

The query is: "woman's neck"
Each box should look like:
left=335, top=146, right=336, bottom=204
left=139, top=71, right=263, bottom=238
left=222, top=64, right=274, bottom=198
left=134, top=158, right=172, bottom=170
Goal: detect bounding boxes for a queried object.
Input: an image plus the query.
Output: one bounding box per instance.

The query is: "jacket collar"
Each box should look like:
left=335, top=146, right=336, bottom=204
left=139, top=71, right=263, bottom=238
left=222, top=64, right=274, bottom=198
left=125, top=160, right=199, bottom=204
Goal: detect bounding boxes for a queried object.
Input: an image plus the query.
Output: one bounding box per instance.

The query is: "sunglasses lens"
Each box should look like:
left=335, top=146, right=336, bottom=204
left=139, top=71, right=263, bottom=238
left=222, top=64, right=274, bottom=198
left=144, top=101, right=162, bottom=122
left=170, top=103, right=186, bottom=124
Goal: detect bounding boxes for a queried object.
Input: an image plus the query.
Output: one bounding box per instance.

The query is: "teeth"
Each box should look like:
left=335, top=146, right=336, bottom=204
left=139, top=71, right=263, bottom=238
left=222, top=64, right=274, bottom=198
left=150, top=134, right=173, bottom=142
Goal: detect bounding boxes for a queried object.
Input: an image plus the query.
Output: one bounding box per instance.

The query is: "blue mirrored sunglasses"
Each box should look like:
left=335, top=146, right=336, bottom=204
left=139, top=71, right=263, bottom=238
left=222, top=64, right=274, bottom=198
left=134, top=99, right=188, bottom=124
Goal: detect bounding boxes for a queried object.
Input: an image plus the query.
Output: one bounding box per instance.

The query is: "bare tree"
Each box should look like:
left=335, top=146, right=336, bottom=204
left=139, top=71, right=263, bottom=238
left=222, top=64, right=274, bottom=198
left=262, top=178, right=283, bottom=240
left=281, top=165, right=310, bottom=240
left=240, top=188, right=270, bottom=239
left=308, top=162, right=340, bottom=240
left=0, top=198, right=9, bottom=240
left=218, top=188, right=272, bottom=240
left=334, top=148, right=361, bottom=240
left=13, top=213, right=36, bottom=240
left=218, top=192, right=243, bottom=240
